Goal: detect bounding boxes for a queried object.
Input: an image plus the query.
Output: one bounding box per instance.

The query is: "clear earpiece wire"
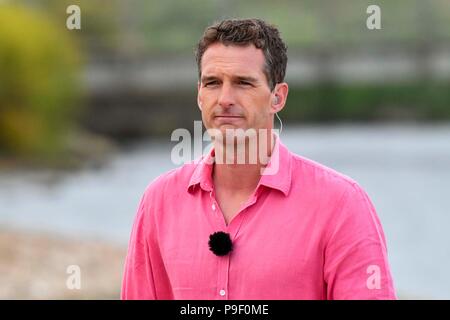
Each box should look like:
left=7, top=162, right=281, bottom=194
left=275, top=112, right=283, bottom=135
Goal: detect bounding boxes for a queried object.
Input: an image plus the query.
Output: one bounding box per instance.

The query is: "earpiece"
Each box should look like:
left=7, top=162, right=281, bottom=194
left=273, top=95, right=279, bottom=105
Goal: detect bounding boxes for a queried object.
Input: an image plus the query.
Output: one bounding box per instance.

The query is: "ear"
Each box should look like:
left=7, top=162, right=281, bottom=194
left=270, top=82, right=289, bottom=115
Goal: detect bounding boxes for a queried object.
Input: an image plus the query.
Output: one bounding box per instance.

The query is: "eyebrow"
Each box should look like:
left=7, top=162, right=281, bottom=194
left=200, top=75, right=219, bottom=83
left=200, top=75, right=259, bottom=84
left=234, top=75, right=259, bottom=83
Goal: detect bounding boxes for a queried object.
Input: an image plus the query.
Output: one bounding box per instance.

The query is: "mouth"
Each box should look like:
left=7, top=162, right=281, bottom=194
left=214, top=115, right=244, bottom=119
left=213, top=115, right=245, bottom=127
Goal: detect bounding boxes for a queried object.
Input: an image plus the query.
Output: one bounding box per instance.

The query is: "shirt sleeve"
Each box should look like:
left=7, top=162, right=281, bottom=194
left=121, top=189, right=173, bottom=300
left=323, top=182, right=397, bottom=300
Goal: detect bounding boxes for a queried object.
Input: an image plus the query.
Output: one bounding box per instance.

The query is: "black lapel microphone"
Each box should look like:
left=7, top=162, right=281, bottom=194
left=208, top=231, right=233, bottom=256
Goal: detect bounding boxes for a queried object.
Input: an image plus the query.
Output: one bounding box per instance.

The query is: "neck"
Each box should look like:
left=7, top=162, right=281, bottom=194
left=212, top=131, right=275, bottom=192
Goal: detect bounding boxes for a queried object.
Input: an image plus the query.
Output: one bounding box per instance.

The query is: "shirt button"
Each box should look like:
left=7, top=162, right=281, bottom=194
left=219, top=289, right=226, bottom=296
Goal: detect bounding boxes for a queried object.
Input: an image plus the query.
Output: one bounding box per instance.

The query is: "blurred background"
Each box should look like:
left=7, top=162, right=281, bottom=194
left=1, top=0, right=450, bottom=299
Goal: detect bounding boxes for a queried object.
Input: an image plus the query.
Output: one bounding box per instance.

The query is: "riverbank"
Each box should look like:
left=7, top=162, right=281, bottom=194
left=0, top=228, right=427, bottom=300
left=0, top=130, right=118, bottom=173
left=0, top=228, right=127, bottom=299
left=1, top=125, right=449, bottom=299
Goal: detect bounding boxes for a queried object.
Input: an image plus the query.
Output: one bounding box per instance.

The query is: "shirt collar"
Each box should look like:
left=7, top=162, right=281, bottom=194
left=257, top=135, right=292, bottom=196
left=187, top=134, right=292, bottom=196
left=187, top=148, right=215, bottom=193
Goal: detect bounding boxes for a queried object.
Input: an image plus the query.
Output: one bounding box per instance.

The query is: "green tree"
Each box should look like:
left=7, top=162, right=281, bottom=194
left=0, top=4, right=82, bottom=158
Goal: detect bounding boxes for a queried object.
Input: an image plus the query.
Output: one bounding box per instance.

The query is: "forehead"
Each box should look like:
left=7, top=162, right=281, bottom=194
left=201, top=42, right=266, bottom=77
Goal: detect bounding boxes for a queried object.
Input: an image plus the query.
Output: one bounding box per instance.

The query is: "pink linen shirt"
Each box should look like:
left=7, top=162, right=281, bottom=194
left=121, top=138, right=396, bottom=300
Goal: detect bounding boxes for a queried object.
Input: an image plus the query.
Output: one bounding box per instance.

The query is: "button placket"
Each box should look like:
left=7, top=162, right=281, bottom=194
left=209, top=189, right=227, bottom=228
left=208, top=186, right=259, bottom=300
left=217, top=255, right=230, bottom=300
left=207, top=189, right=229, bottom=299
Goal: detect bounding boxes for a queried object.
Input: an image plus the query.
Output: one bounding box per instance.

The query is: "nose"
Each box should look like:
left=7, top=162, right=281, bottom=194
left=217, top=82, right=235, bottom=109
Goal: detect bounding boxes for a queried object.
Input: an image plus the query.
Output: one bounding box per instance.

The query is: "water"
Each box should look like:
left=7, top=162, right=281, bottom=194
left=1, top=124, right=450, bottom=299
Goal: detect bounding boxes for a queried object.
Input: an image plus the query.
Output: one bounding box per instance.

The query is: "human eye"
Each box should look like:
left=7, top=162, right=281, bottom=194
left=204, top=80, right=219, bottom=87
left=237, top=79, right=253, bottom=87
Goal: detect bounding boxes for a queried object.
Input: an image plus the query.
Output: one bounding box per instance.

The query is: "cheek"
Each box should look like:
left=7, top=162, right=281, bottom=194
left=201, top=95, right=218, bottom=114
left=200, top=107, right=210, bottom=121
left=200, top=104, right=214, bottom=129
left=201, top=89, right=218, bottom=101
left=252, top=99, right=271, bottom=119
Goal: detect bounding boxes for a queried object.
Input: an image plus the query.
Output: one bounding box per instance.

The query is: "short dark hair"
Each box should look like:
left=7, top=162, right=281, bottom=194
left=195, top=18, right=288, bottom=90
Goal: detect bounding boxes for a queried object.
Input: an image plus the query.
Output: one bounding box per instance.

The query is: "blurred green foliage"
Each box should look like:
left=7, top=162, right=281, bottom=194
left=28, top=0, right=121, bottom=52
left=22, top=0, right=450, bottom=53
left=282, top=82, right=450, bottom=122
left=123, top=0, right=450, bottom=52
left=0, top=4, right=82, bottom=158
left=1, top=0, right=448, bottom=148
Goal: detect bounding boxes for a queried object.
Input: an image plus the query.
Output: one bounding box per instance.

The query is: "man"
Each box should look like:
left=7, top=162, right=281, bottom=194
left=121, top=18, right=396, bottom=300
